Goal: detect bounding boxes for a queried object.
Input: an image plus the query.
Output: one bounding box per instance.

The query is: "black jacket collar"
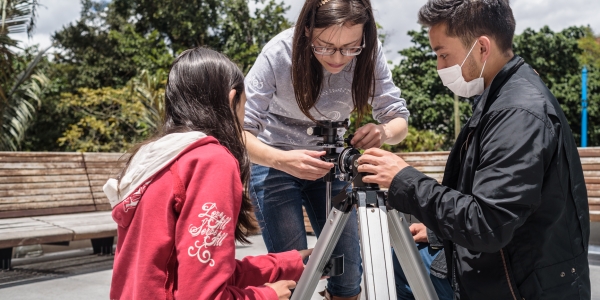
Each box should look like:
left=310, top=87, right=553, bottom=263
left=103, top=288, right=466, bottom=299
left=469, top=55, right=525, bottom=128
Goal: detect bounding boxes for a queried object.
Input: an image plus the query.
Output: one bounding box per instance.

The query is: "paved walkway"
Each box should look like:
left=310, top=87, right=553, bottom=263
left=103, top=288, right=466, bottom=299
left=1, top=235, right=599, bottom=299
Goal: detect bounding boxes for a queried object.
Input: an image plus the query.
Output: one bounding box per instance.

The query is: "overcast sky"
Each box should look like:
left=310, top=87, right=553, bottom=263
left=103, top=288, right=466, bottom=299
left=10, top=0, right=600, bottom=64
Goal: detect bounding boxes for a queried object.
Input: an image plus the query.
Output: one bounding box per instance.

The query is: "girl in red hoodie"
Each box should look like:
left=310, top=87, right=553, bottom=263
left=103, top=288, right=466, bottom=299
left=104, top=47, right=308, bottom=299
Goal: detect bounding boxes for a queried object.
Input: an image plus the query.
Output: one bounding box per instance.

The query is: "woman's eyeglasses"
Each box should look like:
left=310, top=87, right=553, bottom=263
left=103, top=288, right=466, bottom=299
left=311, top=36, right=365, bottom=56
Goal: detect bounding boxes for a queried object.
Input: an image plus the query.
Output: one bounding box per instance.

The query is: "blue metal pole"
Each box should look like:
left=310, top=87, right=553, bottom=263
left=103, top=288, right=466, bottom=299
left=582, top=66, right=588, bottom=147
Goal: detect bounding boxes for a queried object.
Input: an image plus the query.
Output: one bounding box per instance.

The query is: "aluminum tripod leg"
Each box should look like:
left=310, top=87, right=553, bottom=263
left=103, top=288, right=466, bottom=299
left=291, top=206, right=350, bottom=300
left=357, top=198, right=397, bottom=299
left=290, top=198, right=439, bottom=300
left=387, top=210, right=439, bottom=300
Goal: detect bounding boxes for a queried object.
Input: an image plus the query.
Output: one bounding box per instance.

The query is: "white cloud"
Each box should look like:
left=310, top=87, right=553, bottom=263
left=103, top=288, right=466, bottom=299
left=9, top=0, right=82, bottom=49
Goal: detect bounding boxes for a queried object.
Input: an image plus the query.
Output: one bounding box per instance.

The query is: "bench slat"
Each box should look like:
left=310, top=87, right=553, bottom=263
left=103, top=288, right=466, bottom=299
left=83, top=153, right=127, bottom=162
left=0, top=205, right=96, bottom=219
left=92, top=192, right=110, bottom=203
left=0, top=217, right=73, bottom=248
left=588, top=197, right=600, bottom=205
left=87, top=174, right=120, bottom=181
left=411, top=166, right=446, bottom=173
left=577, top=148, right=600, bottom=157
left=0, top=199, right=95, bottom=211
left=95, top=203, right=111, bottom=211
left=0, top=174, right=89, bottom=184
left=585, top=178, right=600, bottom=184
left=0, top=218, right=55, bottom=231
left=0, top=155, right=82, bottom=162
left=0, top=168, right=87, bottom=176
left=0, top=162, right=85, bottom=169
left=582, top=164, right=600, bottom=171
left=0, top=181, right=90, bottom=191
left=35, top=211, right=116, bottom=240
left=91, top=187, right=106, bottom=194
left=580, top=157, right=600, bottom=164
left=404, top=161, right=448, bottom=167
left=0, top=193, right=94, bottom=204
left=0, top=152, right=80, bottom=157
left=0, top=187, right=92, bottom=197
left=86, top=168, right=122, bottom=175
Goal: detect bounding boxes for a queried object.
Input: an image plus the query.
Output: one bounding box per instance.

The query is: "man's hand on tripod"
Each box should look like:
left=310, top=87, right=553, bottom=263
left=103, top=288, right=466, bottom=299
left=274, top=150, right=334, bottom=180
left=409, top=223, right=429, bottom=243
left=356, top=148, right=410, bottom=188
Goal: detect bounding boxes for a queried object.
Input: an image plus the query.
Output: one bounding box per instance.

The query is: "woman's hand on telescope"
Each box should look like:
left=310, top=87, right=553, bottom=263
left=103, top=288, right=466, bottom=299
left=351, top=123, right=387, bottom=149
left=274, top=150, right=334, bottom=180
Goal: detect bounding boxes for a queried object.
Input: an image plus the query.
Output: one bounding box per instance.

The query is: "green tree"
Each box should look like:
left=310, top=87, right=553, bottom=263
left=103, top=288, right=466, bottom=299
left=20, top=0, right=291, bottom=152
left=57, top=70, right=166, bottom=152
left=52, top=1, right=173, bottom=89
left=514, top=26, right=599, bottom=146
left=110, top=0, right=290, bottom=72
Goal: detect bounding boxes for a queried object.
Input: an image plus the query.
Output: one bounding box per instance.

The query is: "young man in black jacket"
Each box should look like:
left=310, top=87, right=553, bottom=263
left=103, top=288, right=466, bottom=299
left=358, top=0, right=591, bottom=299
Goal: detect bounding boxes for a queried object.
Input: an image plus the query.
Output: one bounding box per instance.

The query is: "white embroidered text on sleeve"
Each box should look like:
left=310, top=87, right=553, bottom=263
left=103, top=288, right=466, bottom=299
left=187, top=203, right=231, bottom=266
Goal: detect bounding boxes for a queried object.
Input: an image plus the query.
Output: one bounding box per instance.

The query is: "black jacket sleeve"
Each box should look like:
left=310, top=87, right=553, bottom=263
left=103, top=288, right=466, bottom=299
left=388, top=108, right=556, bottom=253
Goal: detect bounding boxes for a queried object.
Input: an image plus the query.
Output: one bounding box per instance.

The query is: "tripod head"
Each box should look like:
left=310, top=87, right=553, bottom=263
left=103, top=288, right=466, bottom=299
left=307, top=119, right=378, bottom=189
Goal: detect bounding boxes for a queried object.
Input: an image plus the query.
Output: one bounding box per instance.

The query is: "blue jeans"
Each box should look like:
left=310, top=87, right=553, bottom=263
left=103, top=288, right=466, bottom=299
left=250, top=164, right=362, bottom=297
left=393, top=243, right=454, bottom=300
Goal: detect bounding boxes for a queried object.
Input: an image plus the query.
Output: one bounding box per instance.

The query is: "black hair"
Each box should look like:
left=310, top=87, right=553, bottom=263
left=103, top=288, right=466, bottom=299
left=120, top=47, right=257, bottom=243
left=418, top=0, right=516, bottom=53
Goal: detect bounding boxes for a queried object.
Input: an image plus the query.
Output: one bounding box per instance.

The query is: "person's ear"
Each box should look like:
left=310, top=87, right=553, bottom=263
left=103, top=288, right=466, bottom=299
left=228, top=89, right=237, bottom=106
left=305, top=27, right=310, bottom=38
left=478, top=36, right=492, bottom=63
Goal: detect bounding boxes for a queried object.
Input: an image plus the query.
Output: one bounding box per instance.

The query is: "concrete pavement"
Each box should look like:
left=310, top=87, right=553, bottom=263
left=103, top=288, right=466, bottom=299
left=1, top=235, right=599, bottom=299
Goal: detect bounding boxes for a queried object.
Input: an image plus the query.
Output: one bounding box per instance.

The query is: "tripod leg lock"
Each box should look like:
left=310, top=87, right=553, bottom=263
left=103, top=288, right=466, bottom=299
left=322, top=254, right=344, bottom=277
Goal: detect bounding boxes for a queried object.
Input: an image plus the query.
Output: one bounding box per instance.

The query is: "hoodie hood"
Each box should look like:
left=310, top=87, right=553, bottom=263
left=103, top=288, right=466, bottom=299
left=103, top=131, right=207, bottom=209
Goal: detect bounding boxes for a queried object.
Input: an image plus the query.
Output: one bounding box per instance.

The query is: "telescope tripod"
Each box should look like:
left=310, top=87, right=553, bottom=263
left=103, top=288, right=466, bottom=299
left=290, top=182, right=439, bottom=300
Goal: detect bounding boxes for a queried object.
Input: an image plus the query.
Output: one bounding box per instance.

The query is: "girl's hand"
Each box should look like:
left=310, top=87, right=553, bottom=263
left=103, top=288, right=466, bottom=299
left=298, top=248, right=313, bottom=263
left=409, top=223, right=429, bottom=243
left=264, top=280, right=296, bottom=300
left=351, top=123, right=388, bottom=149
left=275, top=150, right=334, bottom=180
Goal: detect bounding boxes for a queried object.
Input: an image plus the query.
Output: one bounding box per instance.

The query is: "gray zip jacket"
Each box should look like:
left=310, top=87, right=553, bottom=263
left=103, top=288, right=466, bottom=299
left=243, top=28, right=409, bottom=151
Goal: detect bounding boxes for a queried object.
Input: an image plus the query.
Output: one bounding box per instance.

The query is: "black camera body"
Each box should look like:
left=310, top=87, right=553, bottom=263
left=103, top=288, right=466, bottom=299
left=307, top=119, right=377, bottom=189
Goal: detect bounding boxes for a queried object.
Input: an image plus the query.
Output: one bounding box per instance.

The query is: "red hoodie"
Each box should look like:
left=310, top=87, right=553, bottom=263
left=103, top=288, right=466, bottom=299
left=105, top=133, right=304, bottom=299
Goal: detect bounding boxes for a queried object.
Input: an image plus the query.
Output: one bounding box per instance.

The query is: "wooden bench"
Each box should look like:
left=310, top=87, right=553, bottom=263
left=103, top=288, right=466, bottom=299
left=0, top=152, right=125, bottom=270
left=396, top=148, right=600, bottom=222
left=579, top=148, right=600, bottom=222
left=2, top=149, right=596, bottom=269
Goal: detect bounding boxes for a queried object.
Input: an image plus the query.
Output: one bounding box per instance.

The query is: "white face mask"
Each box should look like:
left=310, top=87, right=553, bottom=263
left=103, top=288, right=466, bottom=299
left=437, top=40, right=487, bottom=98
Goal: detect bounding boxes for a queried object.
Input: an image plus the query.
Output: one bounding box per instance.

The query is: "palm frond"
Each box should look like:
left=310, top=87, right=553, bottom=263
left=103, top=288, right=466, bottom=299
left=0, top=70, right=49, bottom=150
left=1, top=0, right=39, bottom=36
left=133, top=69, right=166, bottom=131
left=8, top=42, right=52, bottom=97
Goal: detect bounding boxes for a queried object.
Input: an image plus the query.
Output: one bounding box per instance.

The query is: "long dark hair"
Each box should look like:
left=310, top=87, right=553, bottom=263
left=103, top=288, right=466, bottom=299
left=120, top=47, right=257, bottom=243
left=292, top=0, right=377, bottom=123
